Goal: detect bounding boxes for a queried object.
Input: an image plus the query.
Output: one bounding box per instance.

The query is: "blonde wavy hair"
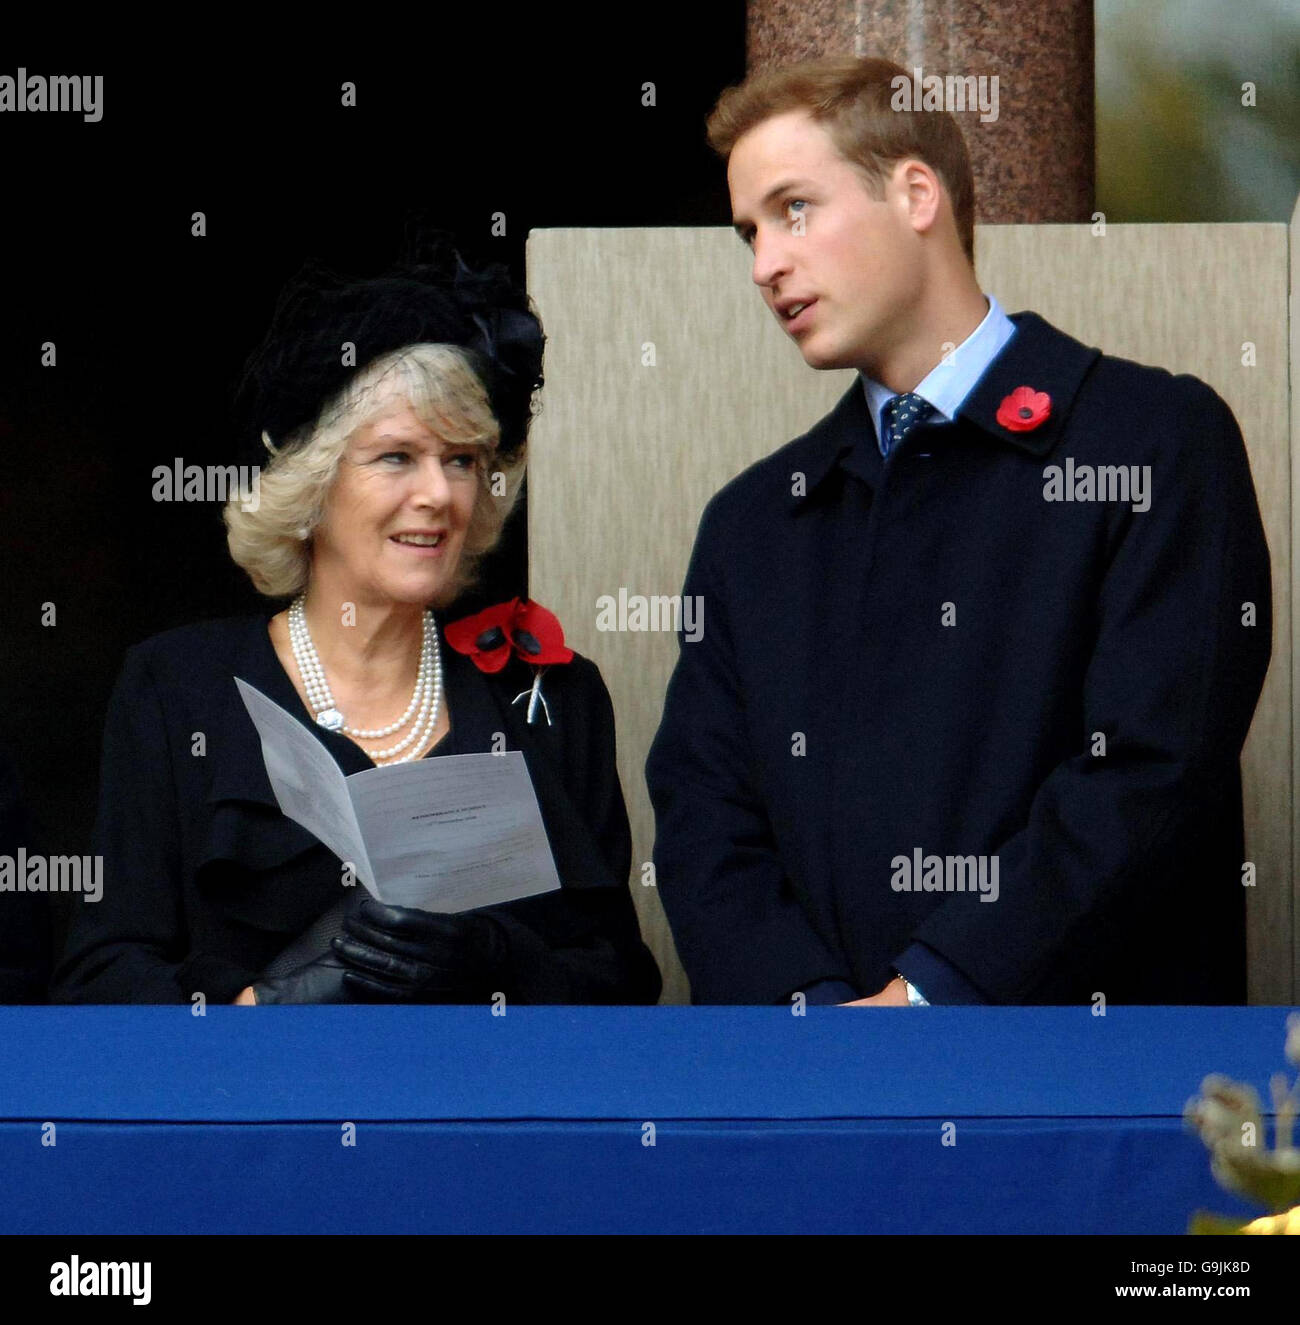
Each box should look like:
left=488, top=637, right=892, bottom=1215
left=224, top=344, right=525, bottom=604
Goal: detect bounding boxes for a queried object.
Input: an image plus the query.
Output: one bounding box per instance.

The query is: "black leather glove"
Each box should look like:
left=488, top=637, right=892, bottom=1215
left=250, top=946, right=355, bottom=1004
left=250, top=889, right=367, bottom=1004
left=332, top=899, right=511, bottom=1003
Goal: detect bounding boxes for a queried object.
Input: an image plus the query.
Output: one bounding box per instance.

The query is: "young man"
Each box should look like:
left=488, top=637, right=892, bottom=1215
left=645, top=56, right=1271, bottom=1006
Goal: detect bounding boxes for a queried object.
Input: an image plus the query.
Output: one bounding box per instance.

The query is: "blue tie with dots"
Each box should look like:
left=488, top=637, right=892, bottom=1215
left=880, top=392, right=935, bottom=459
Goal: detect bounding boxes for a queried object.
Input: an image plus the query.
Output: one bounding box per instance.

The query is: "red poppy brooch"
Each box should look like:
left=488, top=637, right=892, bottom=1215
left=444, top=597, right=574, bottom=725
left=996, top=386, right=1051, bottom=432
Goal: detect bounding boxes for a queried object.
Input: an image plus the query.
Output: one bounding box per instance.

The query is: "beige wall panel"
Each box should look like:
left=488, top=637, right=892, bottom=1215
left=1291, top=195, right=1300, bottom=1000
left=527, top=222, right=1293, bottom=1004
left=527, top=229, right=852, bottom=1004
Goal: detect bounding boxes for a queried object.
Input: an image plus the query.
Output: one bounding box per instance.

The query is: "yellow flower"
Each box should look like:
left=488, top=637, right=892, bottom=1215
left=1240, top=1204, right=1300, bottom=1235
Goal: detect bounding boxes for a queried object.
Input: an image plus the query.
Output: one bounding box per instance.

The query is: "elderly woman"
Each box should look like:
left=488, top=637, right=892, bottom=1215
left=52, top=247, right=661, bottom=1005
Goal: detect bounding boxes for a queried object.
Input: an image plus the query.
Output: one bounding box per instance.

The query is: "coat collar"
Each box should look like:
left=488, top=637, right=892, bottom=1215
left=955, top=310, right=1100, bottom=456
left=788, top=380, right=870, bottom=506
left=793, top=310, right=1101, bottom=506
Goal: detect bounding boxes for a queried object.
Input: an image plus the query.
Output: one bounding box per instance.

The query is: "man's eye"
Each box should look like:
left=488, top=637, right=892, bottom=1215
left=785, top=199, right=806, bottom=220
left=378, top=451, right=410, bottom=465
left=446, top=453, right=477, bottom=470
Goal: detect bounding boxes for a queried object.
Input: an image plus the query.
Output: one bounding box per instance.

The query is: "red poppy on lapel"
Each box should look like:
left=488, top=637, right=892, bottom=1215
left=996, top=386, right=1052, bottom=432
left=444, top=597, right=574, bottom=673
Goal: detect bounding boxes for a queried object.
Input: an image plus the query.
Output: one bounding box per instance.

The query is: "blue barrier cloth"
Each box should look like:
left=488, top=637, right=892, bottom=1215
left=0, top=1007, right=1287, bottom=1233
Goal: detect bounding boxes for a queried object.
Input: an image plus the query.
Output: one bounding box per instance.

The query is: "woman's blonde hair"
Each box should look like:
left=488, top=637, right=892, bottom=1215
left=223, top=343, right=524, bottom=604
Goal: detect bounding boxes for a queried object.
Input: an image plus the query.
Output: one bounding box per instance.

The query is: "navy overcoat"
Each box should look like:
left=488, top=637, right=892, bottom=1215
left=646, top=312, right=1271, bottom=1004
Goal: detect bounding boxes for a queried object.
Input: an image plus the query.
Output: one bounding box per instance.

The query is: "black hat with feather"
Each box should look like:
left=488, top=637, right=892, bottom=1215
left=232, top=228, right=544, bottom=470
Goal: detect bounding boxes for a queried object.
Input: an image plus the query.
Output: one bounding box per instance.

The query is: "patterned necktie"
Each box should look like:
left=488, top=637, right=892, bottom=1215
left=880, top=392, right=935, bottom=458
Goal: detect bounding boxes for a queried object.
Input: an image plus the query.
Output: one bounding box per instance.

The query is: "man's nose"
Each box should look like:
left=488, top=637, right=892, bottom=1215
left=751, top=228, right=792, bottom=290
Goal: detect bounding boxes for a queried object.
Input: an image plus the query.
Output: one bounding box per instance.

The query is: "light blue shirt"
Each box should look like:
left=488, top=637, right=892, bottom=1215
left=861, top=293, right=1017, bottom=457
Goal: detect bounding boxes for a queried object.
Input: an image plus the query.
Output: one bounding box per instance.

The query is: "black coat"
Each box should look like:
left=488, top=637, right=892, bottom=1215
left=646, top=311, right=1271, bottom=1005
left=52, top=613, right=661, bottom=1004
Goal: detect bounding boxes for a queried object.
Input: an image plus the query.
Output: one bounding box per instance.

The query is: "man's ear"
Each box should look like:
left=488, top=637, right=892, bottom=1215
left=896, top=159, right=943, bottom=237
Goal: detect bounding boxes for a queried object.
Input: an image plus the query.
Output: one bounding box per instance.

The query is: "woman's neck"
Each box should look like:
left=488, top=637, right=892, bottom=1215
left=297, top=586, right=426, bottom=694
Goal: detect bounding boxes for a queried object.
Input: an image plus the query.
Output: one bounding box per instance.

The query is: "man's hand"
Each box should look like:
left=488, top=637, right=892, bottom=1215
left=840, top=976, right=910, bottom=1007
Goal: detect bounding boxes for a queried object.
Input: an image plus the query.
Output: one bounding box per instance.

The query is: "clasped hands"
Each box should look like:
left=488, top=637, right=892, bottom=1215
left=253, top=899, right=509, bottom=1004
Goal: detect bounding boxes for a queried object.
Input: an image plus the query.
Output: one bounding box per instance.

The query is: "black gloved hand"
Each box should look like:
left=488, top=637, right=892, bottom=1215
left=251, top=946, right=355, bottom=1004
left=332, top=899, right=511, bottom=1003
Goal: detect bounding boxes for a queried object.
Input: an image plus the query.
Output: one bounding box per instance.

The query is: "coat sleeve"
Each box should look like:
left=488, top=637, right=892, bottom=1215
left=480, top=656, right=662, bottom=1004
left=912, top=380, right=1272, bottom=1002
left=645, top=497, right=855, bottom=1003
left=50, top=646, right=254, bottom=1004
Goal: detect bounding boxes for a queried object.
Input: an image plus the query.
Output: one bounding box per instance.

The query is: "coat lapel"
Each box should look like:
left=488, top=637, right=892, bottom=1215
left=958, top=311, right=1101, bottom=455
left=201, top=615, right=328, bottom=883
left=454, top=649, right=621, bottom=893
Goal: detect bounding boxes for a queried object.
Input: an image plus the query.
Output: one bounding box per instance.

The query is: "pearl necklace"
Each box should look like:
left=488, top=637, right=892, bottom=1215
left=287, top=595, right=443, bottom=765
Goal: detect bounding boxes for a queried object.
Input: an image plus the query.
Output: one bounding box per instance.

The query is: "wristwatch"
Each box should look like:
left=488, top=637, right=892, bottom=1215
left=893, top=971, right=930, bottom=1007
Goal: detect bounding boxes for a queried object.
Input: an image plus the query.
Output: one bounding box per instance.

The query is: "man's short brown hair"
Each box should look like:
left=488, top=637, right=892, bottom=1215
left=707, top=55, right=976, bottom=264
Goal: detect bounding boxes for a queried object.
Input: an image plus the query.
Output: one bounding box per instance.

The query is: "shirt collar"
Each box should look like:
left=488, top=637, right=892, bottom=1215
left=859, top=293, right=1016, bottom=449
left=794, top=308, right=1102, bottom=507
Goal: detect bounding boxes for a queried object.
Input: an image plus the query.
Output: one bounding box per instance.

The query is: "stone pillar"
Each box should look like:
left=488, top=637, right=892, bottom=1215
left=746, top=0, right=1094, bottom=223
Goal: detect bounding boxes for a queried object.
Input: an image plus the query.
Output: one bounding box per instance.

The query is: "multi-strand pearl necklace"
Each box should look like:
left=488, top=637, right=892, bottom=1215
left=287, top=595, right=442, bottom=765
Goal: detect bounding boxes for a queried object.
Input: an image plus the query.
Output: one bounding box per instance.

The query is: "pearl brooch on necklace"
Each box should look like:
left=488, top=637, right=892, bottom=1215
left=287, top=595, right=443, bottom=765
